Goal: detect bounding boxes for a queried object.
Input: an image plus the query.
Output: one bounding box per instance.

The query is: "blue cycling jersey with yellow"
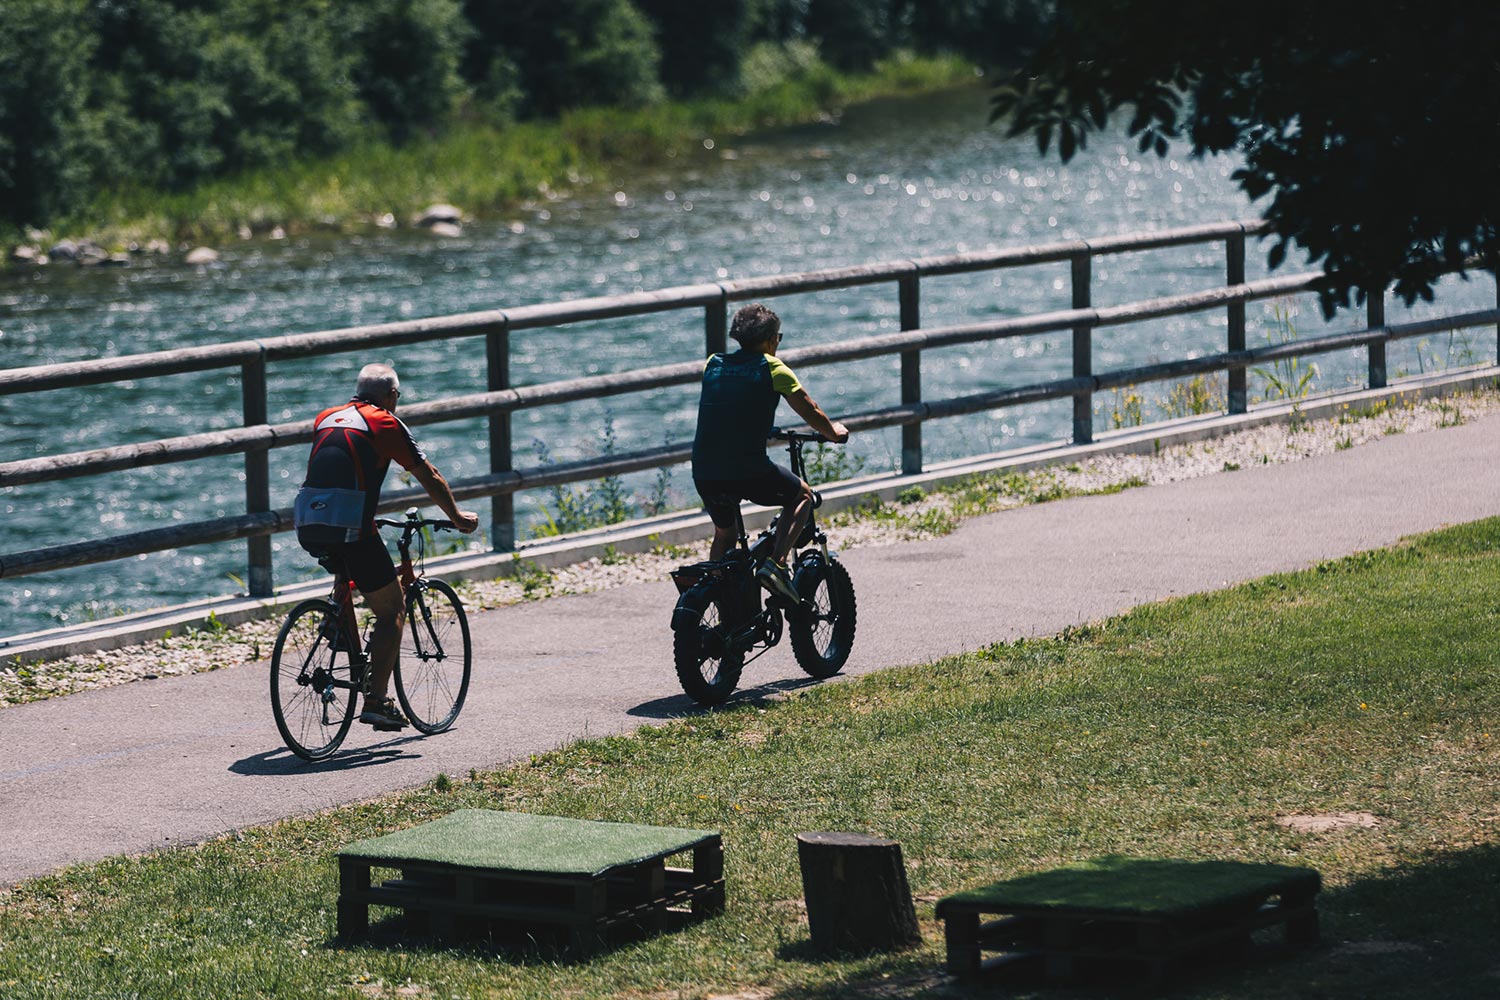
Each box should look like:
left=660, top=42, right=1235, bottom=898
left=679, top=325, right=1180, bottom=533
left=691, top=350, right=802, bottom=480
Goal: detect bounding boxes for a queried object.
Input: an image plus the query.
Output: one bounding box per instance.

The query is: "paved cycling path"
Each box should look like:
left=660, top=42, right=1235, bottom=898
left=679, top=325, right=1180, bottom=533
left=5, top=415, right=1500, bottom=886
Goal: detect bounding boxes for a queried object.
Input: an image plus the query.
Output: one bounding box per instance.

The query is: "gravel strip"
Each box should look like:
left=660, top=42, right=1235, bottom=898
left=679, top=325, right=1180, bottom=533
left=4, top=389, right=1495, bottom=708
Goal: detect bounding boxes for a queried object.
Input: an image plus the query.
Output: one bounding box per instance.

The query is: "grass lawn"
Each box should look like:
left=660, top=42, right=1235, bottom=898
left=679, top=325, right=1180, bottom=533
left=2, top=518, right=1499, bottom=998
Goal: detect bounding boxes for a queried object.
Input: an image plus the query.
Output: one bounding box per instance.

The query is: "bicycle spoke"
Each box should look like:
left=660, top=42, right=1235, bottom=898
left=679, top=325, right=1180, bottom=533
left=396, top=581, right=471, bottom=734
left=271, top=601, right=357, bottom=760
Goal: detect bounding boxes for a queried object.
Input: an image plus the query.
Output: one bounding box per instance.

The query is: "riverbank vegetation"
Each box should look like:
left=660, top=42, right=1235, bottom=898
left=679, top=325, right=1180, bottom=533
left=3, top=516, right=1498, bottom=997
left=1, top=0, right=1053, bottom=250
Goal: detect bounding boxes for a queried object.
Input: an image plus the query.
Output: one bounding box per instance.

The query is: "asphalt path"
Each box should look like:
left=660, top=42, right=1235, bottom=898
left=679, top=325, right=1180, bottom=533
left=4, top=415, right=1499, bottom=886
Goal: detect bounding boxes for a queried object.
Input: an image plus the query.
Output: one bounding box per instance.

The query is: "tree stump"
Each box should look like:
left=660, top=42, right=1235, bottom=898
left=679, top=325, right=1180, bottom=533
left=796, top=831, right=921, bottom=953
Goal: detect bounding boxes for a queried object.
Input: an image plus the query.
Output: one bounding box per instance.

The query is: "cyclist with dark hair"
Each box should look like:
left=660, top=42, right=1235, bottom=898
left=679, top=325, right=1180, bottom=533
left=692, top=303, right=849, bottom=601
left=294, top=363, right=479, bottom=731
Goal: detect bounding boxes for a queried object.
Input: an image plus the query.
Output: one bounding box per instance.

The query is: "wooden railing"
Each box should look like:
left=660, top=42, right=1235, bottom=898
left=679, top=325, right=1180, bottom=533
left=2, top=219, right=1496, bottom=596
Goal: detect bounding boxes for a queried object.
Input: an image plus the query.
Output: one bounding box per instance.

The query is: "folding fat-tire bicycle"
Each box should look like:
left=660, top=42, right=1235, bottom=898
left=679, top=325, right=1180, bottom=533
left=270, top=508, right=472, bottom=761
left=670, top=429, right=857, bottom=706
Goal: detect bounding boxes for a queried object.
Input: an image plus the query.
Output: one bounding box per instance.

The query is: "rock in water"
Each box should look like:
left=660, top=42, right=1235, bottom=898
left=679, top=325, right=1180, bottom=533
left=415, top=203, right=462, bottom=227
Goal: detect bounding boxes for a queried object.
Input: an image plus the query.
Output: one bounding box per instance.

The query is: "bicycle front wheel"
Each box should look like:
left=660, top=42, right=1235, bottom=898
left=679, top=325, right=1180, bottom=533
left=270, top=599, right=358, bottom=760
left=789, top=556, right=857, bottom=678
left=396, top=579, right=472, bottom=734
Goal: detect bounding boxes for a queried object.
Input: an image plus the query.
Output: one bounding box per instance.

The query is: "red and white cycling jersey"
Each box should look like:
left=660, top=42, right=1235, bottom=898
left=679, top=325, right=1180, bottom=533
left=296, top=398, right=426, bottom=544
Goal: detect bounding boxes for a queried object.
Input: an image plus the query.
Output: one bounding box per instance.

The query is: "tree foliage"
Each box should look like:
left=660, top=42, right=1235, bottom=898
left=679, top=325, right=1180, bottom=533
left=340, top=0, right=471, bottom=141
left=462, top=0, right=664, bottom=117
left=634, top=0, right=751, bottom=96
left=0, top=0, right=97, bottom=226
left=990, top=0, right=1500, bottom=313
left=1, top=0, right=1055, bottom=231
left=83, top=0, right=368, bottom=189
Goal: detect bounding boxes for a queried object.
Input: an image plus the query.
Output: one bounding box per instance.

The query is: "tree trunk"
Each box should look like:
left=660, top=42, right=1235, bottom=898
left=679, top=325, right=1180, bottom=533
left=796, top=831, right=921, bottom=953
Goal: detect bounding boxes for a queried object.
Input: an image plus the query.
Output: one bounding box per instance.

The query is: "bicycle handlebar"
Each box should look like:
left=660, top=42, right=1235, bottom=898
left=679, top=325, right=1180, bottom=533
left=769, top=427, right=839, bottom=444
left=374, top=515, right=455, bottom=532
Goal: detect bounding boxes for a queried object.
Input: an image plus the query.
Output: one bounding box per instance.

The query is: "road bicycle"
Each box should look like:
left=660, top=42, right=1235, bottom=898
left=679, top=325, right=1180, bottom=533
left=670, top=429, right=857, bottom=705
left=270, top=508, right=472, bottom=761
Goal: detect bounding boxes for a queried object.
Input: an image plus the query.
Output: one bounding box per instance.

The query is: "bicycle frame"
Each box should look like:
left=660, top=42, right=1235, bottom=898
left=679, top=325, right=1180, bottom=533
left=304, top=509, right=447, bottom=696
left=670, top=430, right=831, bottom=654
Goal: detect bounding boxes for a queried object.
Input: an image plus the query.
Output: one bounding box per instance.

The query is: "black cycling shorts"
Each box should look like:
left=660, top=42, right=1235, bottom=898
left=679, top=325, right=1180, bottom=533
left=298, top=530, right=397, bottom=593
left=695, top=464, right=804, bottom=530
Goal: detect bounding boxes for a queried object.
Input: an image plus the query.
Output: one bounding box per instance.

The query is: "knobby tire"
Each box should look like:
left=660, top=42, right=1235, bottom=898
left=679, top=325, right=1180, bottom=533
left=789, top=557, right=857, bottom=678
left=674, top=596, right=745, bottom=706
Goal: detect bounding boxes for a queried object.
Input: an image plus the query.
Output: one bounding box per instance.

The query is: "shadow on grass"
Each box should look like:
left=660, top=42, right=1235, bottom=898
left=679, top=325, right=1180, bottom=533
left=627, top=676, right=824, bottom=719
left=1269, top=843, right=1500, bottom=999
left=769, top=846, right=1500, bottom=999
left=330, top=905, right=712, bottom=967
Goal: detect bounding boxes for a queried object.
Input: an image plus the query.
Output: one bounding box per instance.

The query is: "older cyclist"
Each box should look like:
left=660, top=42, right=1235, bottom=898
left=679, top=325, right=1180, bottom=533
left=293, top=363, right=478, bottom=730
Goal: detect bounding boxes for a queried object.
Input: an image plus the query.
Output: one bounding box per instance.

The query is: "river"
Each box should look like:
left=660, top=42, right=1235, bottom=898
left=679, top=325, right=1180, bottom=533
left=1, top=85, right=1490, bottom=639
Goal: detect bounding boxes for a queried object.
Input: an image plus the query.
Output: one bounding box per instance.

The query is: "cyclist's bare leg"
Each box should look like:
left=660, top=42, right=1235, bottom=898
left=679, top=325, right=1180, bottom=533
left=709, top=523, right=736, bottom=561
left=361, top=579, right=406, bottom=705
left=771, top=482, right=814, bottom=565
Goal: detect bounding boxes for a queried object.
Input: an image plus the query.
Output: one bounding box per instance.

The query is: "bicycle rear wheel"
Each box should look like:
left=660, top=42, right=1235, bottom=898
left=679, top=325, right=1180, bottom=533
left=674, top=597, right=745, bottom=706
left=396, top=579, right=472, bottom=734
left=270, top=599, right=358, bottom=760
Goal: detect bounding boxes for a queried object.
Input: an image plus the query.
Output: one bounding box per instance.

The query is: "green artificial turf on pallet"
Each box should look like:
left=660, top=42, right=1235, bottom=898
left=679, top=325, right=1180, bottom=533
left=339, top=810, right=717, bottom=877
left=937, top=856, right=1319, bottom=919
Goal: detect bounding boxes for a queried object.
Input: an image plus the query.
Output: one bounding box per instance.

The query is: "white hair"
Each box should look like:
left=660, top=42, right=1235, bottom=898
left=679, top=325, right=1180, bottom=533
left=355, top=363, right=399, bottom=401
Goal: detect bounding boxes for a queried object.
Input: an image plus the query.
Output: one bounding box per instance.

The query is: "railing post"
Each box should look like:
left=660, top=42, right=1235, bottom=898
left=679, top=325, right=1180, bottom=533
left=487, top=322, right=515, bottom=552
left=1226, top=227, right=1247, bottom=413
left=706, top=289, right=728, bottom=357
left=241, top=349, right=273, bottom=597
left=899, top=269, right=922, bottom=475
left=1366, top=288, right=1387, bottom=389
left=1071, top=250, right=1092, bottom=444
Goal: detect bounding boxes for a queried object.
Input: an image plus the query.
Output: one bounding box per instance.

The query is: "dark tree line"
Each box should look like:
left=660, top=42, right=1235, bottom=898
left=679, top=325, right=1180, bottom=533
left=0, top=0, right=1052, bottom=229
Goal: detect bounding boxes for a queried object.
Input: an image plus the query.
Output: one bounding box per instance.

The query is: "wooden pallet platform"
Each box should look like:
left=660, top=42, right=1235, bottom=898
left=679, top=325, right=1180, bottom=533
left=935, top=856, right=1320, bottom=988
left=337, top=810, right=724, bottom=954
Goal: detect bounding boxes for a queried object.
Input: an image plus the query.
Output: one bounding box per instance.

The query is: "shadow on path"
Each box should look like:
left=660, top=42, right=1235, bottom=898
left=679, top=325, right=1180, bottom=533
left=229, top=735, right=425, bottom=775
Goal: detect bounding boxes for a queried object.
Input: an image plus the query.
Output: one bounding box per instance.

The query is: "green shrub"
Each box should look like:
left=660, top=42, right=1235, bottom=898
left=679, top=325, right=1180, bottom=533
left=739, top=39, right=825, bottom=93
left=340, top=0, right=470, bottom=141
left=634, top=0, right=750, bottom=97
left=0, top=0, right=95, bottom=227
left=463, top=0, right=664, bottom=117
left=806, top=0, right=897, bottom=72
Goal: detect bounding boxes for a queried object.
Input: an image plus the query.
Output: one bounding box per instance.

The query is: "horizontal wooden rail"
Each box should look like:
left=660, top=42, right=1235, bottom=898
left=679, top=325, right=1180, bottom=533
left=0, top=267, right=1467, bottom=490
left=0, top=341, right=266, bottom=395
left=4, top=216, right=1493, bottom=598
left=908, top=220, right=1271, bottom=279
left=0, top=270, right=1323, bottom=487
left=6, top=305, right=1493, bottom=582
left=1095, top=308, right=1500, bottom=391
left=0, top=220, right=1279, bottom=396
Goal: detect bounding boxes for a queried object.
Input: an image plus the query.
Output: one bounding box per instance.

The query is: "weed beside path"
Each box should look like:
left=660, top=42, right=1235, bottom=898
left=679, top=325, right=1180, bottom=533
left=3, top=516, right=1498, bottom=998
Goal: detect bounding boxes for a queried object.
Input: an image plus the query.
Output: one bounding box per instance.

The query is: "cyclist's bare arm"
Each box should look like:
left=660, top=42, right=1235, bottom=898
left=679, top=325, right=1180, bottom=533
left=786, top=389, right=850, bottom=443
left=410, top=460, right=480, bottom=533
